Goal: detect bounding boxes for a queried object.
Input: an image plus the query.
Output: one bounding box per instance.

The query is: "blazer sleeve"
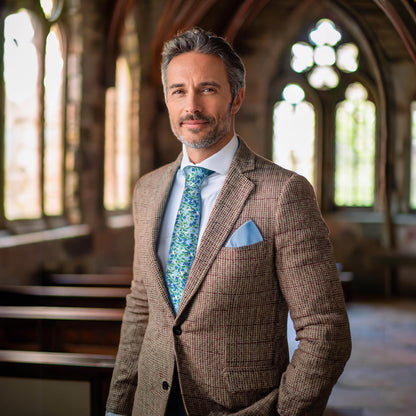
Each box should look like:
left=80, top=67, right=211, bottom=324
left=106, top=183, right=150, bottom=416
left=275, top=174, right=351, bottom=416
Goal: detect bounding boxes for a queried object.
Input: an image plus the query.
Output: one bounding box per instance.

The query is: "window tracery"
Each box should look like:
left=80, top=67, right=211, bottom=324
left=273, top=18, right=375, bottom=208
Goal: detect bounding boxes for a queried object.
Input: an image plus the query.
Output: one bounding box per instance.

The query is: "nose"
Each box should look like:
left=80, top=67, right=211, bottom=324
left=185, top=90, right=201, bottom=114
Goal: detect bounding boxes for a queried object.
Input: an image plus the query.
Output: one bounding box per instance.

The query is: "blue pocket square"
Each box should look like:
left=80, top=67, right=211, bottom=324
left=225, top=220, right=263, bottom=248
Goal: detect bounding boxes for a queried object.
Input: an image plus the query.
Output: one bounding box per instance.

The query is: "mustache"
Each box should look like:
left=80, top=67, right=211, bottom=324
left=179, top=113, right=214, bottom=125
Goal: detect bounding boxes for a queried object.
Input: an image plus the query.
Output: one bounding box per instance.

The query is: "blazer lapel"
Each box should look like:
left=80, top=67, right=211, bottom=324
left=177, top=140, right=256, bottom=316
left=145, top=154, right=181, bottom=316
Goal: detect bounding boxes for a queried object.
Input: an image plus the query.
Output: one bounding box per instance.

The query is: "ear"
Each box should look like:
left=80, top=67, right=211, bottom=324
left=231, top=88, right=245, bottom=115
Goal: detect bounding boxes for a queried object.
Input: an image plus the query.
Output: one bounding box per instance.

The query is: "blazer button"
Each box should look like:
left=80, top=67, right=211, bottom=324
left=173, top=325, right=182, bottom=336
left=162, top=381, right=169, bottom=390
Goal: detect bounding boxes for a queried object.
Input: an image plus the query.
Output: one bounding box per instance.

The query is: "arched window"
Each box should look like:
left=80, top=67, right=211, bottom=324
left=2, top=2, right=65, bottom=223
left=272, top=18, right=376, bottom=209
left=44, top=24, right=65, bottom=216
left=411, top=101, right=416, bottom=210
left=273, top=84, right=316, bottom=185
left=105, top=56, right=132, bottom=211
left=335, top=83, right=375, bottom=206
left=104, top=11, right=139, bottom=213
left=4, top=10, right=42, bottom=220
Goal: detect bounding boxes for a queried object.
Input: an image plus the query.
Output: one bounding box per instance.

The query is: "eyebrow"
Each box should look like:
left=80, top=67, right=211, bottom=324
left=200, top=81, right=222, bottom=89
left=168, top=81, right=222, bottom=90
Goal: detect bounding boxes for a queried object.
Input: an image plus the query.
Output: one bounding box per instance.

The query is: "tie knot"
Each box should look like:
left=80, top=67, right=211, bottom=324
left=183, top=166, right=213, bottom=189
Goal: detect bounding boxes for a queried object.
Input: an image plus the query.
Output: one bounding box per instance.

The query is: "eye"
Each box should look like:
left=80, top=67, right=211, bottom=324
left=202, top=87, right=215, bottom=94
left=172, top=89, right=184, bottom=96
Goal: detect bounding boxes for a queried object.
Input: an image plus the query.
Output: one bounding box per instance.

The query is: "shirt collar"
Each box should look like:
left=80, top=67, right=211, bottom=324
left=180, top=135, right=239, bottom=175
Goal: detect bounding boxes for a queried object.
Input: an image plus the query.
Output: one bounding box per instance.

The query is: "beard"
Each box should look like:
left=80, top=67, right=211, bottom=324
left=171, top=109, right=232, bottom=149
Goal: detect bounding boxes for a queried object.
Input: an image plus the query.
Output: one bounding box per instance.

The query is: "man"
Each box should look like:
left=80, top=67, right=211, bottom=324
left=106, top=27, right=351, bottom=416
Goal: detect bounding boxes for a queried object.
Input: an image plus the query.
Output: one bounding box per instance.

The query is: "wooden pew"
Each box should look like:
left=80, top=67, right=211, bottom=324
left=372, top=250, right=416, bottom=296
left=0, top=306, right=123, bottom=355
left=0, top=349, right=114, bottom=416
left=0, top=285, right=129, bottom=308
left=44, top=273, right=132, bottom=287
left=104, top=266, right=132, bottom=276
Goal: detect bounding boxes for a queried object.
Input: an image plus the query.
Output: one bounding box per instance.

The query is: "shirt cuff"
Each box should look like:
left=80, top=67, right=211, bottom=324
left=105, top=411, right=127, bottom=416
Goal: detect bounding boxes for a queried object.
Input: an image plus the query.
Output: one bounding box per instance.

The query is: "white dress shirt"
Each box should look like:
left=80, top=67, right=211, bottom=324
left=157, top=135, right=239, bottom=273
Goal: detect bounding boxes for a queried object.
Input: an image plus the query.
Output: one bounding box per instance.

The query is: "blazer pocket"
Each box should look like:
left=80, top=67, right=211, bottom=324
left=217, top=239, right=269, bottom=271
left=223, top=366, right=280, bottom=393
left=210, top=241, right=273, bottom=294
left=224, top=219, right=263, bottom=248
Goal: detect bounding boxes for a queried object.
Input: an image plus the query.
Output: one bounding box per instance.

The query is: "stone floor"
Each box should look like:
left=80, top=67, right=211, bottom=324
left=322, top=298, right=416, bottom=416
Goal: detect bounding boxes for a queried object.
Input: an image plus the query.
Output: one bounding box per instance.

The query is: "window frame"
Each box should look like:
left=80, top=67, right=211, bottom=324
left=1, top=3, right=69, bottom=234
left=331, top=76, right=380, bottom=211
left=104, top=9, right=140, bottom=219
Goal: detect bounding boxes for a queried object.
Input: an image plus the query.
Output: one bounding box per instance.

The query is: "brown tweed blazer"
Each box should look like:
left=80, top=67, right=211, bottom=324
left=106, top=139, right=351, bottom=416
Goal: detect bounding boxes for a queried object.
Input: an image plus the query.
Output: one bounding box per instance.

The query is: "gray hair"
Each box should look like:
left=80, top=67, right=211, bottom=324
left=161, top=27, right=245, bottom=101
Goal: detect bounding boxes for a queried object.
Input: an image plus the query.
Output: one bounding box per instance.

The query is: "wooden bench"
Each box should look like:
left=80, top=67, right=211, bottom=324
left=372, top=250, right=416, bottom=296
left=0, top=285, right=129, bottom=308
left=0, top=349, right=115, bottom=416
left=0, top=306, right=123, bottom=354
left=44, top=273, right=132, bottom=287
left=104, top=266, right=132, bottom=276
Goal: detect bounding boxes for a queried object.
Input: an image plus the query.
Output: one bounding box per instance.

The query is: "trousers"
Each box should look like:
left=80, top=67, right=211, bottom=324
left=165, top=367, right=188, bottom=416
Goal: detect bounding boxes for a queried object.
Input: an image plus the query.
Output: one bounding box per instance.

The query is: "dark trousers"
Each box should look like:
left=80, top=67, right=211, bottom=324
left=165, top=367, right=188, bottom=416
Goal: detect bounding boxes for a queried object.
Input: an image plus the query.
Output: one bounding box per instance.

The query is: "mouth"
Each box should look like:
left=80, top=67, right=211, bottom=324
left=179, top=115, right=213, bottom=129
left=181, top=120, right=208, bottom=129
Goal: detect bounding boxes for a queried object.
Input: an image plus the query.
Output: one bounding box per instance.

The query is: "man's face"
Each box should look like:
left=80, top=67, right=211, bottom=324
left=166, top=52, right=242, bottom=152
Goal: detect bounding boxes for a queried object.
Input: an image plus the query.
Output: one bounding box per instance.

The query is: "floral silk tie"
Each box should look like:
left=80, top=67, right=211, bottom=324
left=165, top=166, right=213, bottom=314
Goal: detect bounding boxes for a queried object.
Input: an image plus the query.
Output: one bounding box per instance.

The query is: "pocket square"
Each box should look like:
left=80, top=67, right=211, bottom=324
left=225, top=220, right=263, bottom=248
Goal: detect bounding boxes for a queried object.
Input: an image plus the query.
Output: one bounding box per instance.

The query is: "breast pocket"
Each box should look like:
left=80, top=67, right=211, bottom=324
left=208, top=240, right=274, bottom=295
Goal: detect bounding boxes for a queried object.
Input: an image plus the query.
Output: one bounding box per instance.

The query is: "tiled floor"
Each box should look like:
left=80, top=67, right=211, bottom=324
left=323, top=299, right=416, bottom=416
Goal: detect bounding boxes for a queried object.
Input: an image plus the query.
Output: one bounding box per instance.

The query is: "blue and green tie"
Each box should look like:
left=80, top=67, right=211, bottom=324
left=165, top=166, right=213, bottom=314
